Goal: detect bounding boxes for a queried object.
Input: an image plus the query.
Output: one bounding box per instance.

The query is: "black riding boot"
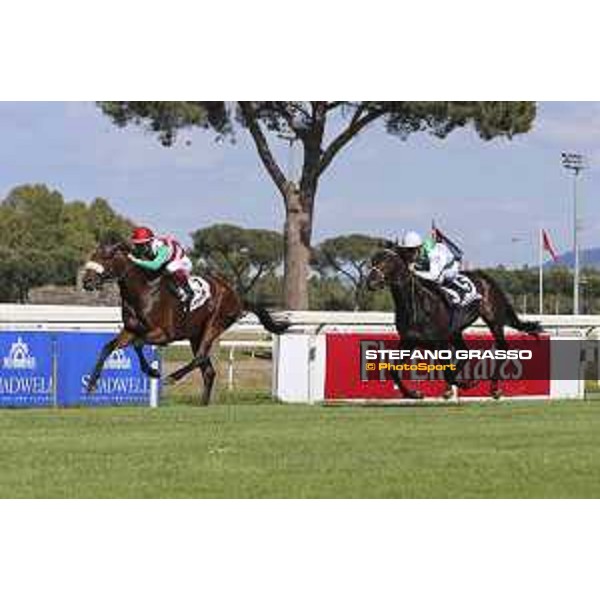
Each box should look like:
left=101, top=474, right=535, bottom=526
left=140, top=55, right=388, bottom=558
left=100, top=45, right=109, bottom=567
left=168, top=277, right=193, bottom=311
left=178, top=279, right=194, bottom=311
left=449, top=305, right=464, bottom=334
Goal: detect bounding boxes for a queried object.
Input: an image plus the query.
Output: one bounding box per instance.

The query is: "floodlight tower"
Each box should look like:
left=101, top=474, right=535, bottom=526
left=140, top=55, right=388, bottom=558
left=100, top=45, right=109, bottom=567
left=561, top=152, right=586, bottom=315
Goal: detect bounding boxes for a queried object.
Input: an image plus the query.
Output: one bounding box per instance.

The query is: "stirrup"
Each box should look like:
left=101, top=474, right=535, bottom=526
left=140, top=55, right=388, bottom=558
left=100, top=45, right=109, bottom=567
left=176, top=290, right=190, bottom=308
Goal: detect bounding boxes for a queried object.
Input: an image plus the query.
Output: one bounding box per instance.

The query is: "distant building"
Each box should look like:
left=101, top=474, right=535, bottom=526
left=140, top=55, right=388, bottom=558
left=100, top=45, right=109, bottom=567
left=28, top=268, right=119, bottom=306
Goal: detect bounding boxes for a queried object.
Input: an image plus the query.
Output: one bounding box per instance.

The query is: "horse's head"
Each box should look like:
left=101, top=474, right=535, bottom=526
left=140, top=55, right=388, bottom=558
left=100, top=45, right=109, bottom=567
left=82, top=238, right=131, bottom=291
left=366, top=241, right=412, bottom=291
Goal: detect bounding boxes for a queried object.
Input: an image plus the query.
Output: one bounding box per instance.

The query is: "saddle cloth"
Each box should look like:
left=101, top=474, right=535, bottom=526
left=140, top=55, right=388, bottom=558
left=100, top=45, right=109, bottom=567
left=188, top=276, right=212, bottom=311
left=440, top=273, right=480, bottom=307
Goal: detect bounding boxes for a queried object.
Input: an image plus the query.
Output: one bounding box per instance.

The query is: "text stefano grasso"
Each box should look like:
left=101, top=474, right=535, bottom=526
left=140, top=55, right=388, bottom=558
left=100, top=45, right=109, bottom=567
left=363, top=349, right=533, bottom=361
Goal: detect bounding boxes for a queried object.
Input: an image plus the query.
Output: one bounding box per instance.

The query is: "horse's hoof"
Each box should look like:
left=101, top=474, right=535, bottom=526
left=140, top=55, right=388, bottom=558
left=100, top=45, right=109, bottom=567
left=491, top=390, right=503, bottom=400
left=161, top=375, right=177, bottom=387
left=86, top=383, right=97, bottom=394
left=443, top=386, right=459, bottom=401
left=148, top=368, right=161, bottom=379
left=406, top=389, right=423, bottom=400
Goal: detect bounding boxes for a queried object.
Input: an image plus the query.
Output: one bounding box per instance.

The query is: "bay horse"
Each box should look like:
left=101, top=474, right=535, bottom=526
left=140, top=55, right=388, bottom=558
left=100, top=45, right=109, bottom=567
left=366, top=243, right=542, bottom=399
left=81, top=238, right=289, bottom=405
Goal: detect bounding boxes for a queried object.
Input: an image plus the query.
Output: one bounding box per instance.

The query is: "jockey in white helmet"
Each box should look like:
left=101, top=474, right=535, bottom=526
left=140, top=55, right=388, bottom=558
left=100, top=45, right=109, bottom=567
left=400, top=229, right=480, bottom=333
left=400, top=230, right=459, bottom=284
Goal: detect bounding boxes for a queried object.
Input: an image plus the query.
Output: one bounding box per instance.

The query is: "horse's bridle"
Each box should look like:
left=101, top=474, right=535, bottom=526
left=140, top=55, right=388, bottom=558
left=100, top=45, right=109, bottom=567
left=84, top=247, right=135, bottom=287
left=369, top=263, right=386, bottom=282
left=370, top=248, right=403, bottom=284
left=371, top=248, right=420, bottom=323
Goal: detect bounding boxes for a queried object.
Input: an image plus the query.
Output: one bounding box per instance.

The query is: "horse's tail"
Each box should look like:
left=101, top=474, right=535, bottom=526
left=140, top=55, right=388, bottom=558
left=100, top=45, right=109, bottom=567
left=244, top=301, right=290, bottom=335
left=472, top=270, right=544, bottom=335
left=506, top=305, right=543, bottom=335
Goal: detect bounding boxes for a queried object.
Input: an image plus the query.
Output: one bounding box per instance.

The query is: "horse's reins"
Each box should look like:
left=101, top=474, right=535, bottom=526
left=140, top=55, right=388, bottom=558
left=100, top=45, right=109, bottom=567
left=409, top=270, right=418, bottom=324
left=374, top=249, right=419, bottom=325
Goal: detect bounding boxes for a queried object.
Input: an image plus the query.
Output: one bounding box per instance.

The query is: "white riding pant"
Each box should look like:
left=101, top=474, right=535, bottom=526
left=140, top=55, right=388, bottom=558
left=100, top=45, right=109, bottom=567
left=415, top=243, right=458, bottom=284
left=165, top=256, right=193, bottom=275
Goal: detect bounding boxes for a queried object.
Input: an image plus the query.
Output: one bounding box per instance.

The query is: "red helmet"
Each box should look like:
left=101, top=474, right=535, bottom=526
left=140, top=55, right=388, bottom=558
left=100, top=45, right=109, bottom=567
left=131, top=226, right=155, bottom=245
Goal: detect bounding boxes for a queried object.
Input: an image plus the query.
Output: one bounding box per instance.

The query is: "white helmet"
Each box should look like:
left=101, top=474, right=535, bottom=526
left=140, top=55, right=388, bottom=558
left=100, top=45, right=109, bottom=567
left=401, top=231, right=423, bottom=248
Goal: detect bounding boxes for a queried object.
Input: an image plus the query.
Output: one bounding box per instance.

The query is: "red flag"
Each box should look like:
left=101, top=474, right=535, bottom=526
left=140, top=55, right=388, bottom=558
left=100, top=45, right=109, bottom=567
left=542, top=229, right=558, bottom=262
left=431, top=222, right=463, bottom=261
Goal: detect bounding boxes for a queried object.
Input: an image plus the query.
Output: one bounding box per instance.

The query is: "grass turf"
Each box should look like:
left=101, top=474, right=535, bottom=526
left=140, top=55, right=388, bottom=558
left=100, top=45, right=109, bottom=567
left=1, top=400, right=600, bottom=498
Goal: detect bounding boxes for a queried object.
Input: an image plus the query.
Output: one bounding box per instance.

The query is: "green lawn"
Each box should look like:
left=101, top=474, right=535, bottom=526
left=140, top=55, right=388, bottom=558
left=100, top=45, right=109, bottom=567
left=1, top=401, right=600, bottom=498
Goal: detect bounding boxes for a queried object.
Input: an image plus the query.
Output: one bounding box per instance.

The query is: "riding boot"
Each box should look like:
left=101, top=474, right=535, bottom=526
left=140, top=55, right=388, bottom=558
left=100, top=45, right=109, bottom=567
left=167, top=275, right=192, bottom=311
left=177, top=278, right=194, bottom=312
left=449, top=305, right=464, bottom=334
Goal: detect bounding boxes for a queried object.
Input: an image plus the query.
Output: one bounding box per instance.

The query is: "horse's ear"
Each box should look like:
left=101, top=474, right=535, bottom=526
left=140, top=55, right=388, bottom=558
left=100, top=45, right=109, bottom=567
left=118, top=240, right=133, bottom=253
left=382, top=239, right=395, bottom=249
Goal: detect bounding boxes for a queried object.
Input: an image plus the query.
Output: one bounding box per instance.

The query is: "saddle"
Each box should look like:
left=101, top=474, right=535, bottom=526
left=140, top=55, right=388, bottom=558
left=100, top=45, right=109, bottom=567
left=187, top=276, right=212, bottom=311
left=440, top=273, right=480, bottom=307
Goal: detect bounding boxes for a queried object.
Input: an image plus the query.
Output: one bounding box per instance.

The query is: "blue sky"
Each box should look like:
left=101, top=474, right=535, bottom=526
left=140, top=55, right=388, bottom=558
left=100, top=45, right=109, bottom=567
left=0, top=101, right=598, bottom=267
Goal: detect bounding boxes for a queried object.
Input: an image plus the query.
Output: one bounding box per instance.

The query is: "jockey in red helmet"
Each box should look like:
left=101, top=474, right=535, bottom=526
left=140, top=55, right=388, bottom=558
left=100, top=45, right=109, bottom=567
left=129, top=226, right=194, bottom=310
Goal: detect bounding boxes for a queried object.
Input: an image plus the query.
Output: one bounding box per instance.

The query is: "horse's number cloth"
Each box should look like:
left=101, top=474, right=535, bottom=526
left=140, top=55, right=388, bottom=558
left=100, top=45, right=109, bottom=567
left=188, top=276, right=212, bottom=311
left=441, top=274, right=480, bottom=307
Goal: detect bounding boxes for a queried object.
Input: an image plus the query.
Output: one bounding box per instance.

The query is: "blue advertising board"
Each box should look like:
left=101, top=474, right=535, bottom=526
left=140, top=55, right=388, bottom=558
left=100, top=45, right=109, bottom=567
left=56, top=332, right=160, bottom=407
left=0, top=332, right=55, bottom=407
left=0, top=330, right=160, bottom=408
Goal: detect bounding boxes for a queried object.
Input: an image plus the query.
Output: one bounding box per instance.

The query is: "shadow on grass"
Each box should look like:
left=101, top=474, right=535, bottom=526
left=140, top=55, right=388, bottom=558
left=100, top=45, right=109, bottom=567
left=162, top=387, right=276, bottom=406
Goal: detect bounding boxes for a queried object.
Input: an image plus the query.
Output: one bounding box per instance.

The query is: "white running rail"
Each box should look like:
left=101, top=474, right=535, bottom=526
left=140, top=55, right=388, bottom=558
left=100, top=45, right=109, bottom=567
left=1, top=305, right=600, bottom=336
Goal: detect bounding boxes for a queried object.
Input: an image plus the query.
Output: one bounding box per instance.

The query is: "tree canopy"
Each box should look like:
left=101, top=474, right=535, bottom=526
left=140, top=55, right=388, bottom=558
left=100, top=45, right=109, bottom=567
left=0, top=184, right=133, bottom=302
left=312, top=234, right=385, bottom=310
left=190, top=223, right=283, bottom=297
left=98, top=101, right=537, bottom=309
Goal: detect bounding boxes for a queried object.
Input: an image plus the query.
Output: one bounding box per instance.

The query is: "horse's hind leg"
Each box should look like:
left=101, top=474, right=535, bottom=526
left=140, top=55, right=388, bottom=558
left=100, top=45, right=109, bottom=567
left=164, top=321, right=226, bottom=405
left=487, top=323, right=508, bottom=399
left=187, top=335, right=216, bottom=406
left=199, top=356, right=216, bottom=406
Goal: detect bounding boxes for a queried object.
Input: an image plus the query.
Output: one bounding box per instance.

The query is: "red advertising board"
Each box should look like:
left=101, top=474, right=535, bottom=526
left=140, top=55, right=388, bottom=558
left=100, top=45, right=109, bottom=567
left=324, top=332, right=550, bottom=400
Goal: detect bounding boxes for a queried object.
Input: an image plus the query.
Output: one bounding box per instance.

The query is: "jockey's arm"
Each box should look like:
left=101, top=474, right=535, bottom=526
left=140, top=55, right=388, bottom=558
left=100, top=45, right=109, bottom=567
left=414, top=245, right=449, bottom=283
left=130, top=244, right=171, bottom=271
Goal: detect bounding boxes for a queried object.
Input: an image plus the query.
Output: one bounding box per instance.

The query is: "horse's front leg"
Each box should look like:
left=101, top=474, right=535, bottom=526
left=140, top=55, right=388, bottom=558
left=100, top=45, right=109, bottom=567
left=86, top=329, right=136, bottom=393
left=389, top=336, right=423, bottom=400
left=442, top=334, right=473, bottom=400
left=133, top=340, right=161, bottom=379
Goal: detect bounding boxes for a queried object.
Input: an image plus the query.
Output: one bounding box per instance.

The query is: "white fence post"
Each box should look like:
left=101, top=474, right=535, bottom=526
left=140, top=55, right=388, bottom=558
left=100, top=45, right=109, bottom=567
left=228, top=347, right=235, bottom=390
left=149, top=360, right=160, bottom=408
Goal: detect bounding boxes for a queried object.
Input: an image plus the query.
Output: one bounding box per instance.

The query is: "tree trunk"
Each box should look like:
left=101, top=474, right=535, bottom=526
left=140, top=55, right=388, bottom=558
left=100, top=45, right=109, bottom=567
left=283, top=186, right=313, bottom=310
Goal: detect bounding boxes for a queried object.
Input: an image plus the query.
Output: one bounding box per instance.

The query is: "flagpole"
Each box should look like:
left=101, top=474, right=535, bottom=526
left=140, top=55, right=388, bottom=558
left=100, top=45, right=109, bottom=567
left=539, top=227, right=543, bottom=315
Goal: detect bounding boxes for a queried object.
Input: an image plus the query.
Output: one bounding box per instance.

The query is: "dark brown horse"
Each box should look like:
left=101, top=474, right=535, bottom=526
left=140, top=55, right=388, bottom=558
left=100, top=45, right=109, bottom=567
left=366, top=243, right=542, bottom=399
left=82, top=239, right=289, bottom=405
